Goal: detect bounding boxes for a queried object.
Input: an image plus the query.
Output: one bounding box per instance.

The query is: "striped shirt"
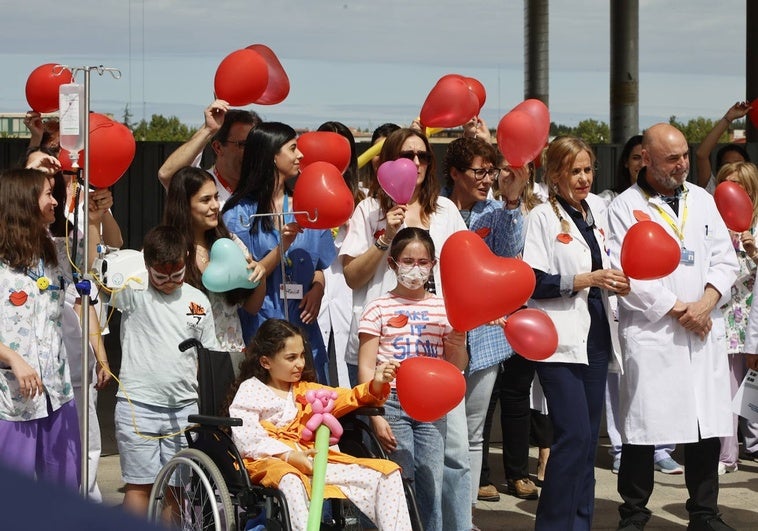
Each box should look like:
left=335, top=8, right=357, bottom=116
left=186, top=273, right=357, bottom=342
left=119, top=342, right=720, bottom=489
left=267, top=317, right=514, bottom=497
left=359, top=293, right=452, bottom=377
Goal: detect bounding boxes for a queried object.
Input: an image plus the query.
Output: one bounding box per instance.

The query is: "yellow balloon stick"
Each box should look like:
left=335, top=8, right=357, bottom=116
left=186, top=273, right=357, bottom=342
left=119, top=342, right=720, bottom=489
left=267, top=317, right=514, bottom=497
left=357, top=124, right=445, bottom=169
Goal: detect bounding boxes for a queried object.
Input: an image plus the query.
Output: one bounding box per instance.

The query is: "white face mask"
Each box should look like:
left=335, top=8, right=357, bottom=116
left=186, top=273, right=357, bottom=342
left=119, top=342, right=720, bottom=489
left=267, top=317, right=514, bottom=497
left=395, top=263, right=431, bottom=290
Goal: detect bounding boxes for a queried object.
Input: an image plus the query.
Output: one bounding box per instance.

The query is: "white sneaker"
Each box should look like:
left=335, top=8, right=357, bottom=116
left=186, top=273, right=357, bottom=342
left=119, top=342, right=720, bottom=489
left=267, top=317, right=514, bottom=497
left=718, top=462, right=738, bottom=475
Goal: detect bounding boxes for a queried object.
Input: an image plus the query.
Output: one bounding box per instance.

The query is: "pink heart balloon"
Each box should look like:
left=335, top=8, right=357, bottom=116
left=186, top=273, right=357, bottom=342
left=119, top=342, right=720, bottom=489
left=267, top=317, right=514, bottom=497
left=377, top=158, right=417, bottom=204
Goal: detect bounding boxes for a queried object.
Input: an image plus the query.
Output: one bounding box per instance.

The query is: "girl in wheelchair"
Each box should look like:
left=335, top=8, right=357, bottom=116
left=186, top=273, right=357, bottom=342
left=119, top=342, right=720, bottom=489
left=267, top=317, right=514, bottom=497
left=226, top=318, right=412, bottom=531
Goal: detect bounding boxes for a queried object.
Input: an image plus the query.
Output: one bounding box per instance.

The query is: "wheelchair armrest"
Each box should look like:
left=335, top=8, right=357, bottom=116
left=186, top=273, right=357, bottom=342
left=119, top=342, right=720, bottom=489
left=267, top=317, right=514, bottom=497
left=351, top=406, right=385, bottom=416
left=188, top=414, right=243, bottom=427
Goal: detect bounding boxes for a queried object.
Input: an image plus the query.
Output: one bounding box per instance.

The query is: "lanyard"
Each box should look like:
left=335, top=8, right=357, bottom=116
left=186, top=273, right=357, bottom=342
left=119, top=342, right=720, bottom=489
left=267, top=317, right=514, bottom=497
left=644, top=187, right=689, bottom=243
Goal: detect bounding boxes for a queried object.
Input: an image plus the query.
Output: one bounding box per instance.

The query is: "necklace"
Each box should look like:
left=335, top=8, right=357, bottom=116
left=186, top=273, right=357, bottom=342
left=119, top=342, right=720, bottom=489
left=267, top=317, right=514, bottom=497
left=196, top=246, right=210, bottom=264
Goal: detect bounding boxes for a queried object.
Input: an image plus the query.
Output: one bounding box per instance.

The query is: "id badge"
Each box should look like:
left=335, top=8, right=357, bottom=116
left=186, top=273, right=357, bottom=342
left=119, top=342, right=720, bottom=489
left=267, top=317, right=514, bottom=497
left=279, top=283, right=304, bottom=300
left=680, top=248, right=695, bottom=265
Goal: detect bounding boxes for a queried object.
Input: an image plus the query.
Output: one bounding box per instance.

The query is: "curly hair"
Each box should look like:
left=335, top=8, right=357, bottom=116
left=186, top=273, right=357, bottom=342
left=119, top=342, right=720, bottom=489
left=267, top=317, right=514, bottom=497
left=222, top=319, right=317, bottom=416
left=442, top=137, right=498, bottom=190
left=0, top=169, right=58, bottom=269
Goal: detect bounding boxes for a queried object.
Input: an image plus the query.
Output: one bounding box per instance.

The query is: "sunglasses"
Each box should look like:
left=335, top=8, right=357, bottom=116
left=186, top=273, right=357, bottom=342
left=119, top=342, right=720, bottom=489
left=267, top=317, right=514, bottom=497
left=398, top=150, right=433, bottom=164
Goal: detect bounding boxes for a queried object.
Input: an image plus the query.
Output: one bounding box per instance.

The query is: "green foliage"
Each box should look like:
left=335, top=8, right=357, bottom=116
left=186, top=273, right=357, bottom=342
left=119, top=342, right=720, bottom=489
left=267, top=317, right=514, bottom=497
left=667, top=116, right=722, bottom=143
left=131, top=114, right=197, bottom=142
left=549, top=119, right=610, bottom=144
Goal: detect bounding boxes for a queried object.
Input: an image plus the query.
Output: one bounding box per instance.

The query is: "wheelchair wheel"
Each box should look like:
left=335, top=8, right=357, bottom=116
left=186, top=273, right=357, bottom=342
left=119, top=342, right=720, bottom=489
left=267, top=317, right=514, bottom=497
left=147, top=448, right=235, bottom=531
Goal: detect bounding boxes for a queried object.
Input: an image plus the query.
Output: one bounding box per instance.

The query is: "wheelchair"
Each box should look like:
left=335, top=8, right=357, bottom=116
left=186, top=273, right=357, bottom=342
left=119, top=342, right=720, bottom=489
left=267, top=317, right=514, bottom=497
left=146, top=339, right=422, bottom=531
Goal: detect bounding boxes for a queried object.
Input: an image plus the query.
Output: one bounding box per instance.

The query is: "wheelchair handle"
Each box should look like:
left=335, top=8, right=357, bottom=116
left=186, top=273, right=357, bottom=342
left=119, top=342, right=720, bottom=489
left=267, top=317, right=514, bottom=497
left=179, top=338, right=204, bottom=352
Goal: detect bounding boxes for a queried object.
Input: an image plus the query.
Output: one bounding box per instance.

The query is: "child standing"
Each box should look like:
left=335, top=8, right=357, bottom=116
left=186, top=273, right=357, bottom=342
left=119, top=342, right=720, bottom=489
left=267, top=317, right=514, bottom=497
left=227, top=318, right=411, bottom=531
left=109, top=225, right=219, bottom=516
left=357, top=227, right=467, bottom=531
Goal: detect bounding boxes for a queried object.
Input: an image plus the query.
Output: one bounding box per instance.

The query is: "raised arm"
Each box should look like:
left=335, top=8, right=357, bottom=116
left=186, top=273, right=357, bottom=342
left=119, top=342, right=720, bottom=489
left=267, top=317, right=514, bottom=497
left=695, top=101, right=751, bottom=188
left=157, top=100, right=229, bottom=189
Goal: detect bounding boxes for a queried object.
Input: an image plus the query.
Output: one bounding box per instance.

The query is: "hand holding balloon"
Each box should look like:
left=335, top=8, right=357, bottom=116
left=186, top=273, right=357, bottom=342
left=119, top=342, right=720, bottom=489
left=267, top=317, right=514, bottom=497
left=462, top=117, right=491, bottom=143
left=204, top=100, right=230, bottom=135
left=371, top=360, right=400, bottom=391
left=201, top=238, right=261, bottom=292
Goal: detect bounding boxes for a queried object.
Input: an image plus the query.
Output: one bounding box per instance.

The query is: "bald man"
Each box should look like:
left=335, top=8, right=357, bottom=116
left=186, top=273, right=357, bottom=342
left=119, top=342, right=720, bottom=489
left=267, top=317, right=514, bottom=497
left=607, top=124, right=738, bottom=531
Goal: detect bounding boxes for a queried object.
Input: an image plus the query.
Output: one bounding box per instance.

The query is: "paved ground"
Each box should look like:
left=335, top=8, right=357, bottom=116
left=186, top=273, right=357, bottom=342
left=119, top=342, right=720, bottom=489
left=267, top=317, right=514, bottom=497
left=97, top=438, right=758, bottom=530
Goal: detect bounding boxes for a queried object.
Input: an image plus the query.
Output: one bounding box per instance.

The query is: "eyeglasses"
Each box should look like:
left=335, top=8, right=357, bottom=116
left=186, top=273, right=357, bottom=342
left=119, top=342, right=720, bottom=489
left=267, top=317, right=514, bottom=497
left=223, top=140, right=246, bottom=148
left=398, top=150, right=433, bottom=164
left=393, top=258, right=436, bottom=271
left=149, top=265, right=186, bottom=285
left=464, top=167, right=501, bottom=181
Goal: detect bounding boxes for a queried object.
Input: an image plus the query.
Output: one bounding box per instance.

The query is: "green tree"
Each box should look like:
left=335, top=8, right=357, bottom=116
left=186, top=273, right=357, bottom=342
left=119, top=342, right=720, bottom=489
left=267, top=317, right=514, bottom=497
left=668, top=116, right=723, bottom=143
left=131, top=114, right=197, bottom=141
left=122, top=104, right=134, bottom=129
left=574, top=119, right=610, bottom=144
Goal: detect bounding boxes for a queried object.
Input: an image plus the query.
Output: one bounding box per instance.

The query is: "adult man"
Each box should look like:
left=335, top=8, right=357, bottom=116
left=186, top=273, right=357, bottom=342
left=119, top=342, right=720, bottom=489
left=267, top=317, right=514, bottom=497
left=157, top=99, right=261, bottom=205
left=607, top=123, right=738, bottom=531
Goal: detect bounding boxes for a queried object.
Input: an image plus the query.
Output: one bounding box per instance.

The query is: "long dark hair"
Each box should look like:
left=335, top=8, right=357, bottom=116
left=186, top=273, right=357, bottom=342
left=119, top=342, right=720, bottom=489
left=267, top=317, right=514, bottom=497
left=222, top=122, right=297, bottom=233
left=163, top=166, right=249, bottom=305
left=222, top=319, right=316, bottom=416
left=0, top=169, right=58, bottom=269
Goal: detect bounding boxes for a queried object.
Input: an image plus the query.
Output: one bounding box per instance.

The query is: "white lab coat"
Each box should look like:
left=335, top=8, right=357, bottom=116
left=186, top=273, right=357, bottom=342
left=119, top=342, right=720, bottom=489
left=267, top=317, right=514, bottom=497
left=606, top=182, right=738, bottom=445
left=523, top=193, right=621, bottom=368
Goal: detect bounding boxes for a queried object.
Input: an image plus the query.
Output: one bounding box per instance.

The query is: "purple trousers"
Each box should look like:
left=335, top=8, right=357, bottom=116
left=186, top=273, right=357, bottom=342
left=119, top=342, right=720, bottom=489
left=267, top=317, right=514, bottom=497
left=0, top=398, right=81, bottom=491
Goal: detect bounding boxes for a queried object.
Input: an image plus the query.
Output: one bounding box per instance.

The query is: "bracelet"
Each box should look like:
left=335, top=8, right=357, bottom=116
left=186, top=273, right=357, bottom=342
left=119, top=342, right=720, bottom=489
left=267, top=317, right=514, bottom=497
left=374, top=237, right=390, bottom=251
left=723, top=116, right=732, bottom=124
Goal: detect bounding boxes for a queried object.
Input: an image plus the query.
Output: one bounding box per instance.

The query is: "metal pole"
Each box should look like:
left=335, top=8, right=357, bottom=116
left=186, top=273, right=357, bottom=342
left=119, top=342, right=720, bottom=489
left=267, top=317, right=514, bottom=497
left=747, top=1, right=758, bottom=143
left=80, top=67, right=91, bottom=500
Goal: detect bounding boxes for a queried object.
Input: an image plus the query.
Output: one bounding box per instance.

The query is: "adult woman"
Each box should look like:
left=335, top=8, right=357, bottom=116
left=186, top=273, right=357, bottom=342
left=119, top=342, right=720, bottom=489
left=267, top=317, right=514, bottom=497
left=223, top=122, right=336, bottom=384
left=164, top=166, right=266, bottom=352
left=0, top=168, right=99, bottom=490
left=340, top=127, right=468, bottom=530
left=715, top=161, right=758, bottom=473
left=695, top=101, right=752, bottom=191
left=522, top=136, right=628, bottom=530
left=599, top=134, right=643, bottom=204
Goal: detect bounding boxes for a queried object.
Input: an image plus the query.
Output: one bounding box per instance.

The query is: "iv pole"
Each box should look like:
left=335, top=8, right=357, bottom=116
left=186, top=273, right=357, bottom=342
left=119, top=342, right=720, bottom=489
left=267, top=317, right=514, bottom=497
left=57, top=64, right=121, bottom=500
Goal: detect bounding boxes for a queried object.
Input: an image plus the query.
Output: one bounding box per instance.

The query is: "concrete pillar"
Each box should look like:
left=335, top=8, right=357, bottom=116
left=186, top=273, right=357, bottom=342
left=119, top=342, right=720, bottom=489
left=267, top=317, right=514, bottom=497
left=524, top=0, right=549, bottom=105
left=747, top=1, right=758, bottom=142
left=610, top=0, right=639, bottom=144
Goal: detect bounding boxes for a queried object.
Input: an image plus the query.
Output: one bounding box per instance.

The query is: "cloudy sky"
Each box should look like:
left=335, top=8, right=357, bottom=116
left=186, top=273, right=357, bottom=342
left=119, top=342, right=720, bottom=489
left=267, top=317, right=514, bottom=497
left=0, top=0, right=748, bottom=131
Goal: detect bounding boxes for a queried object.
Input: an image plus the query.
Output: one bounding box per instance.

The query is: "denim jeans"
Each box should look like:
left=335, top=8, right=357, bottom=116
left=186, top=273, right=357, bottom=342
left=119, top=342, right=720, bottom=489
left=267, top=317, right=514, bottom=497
left=384, top=390, right=445, bottom=531
left=465, top=364, right=499, bottom=505
left=442, top=397, right=473, bottom=531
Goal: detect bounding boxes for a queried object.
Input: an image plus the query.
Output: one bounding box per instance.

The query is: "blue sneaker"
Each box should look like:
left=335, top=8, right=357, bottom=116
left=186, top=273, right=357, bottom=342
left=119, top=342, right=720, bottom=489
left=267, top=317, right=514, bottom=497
left=654, top=457, right=684, bottom=474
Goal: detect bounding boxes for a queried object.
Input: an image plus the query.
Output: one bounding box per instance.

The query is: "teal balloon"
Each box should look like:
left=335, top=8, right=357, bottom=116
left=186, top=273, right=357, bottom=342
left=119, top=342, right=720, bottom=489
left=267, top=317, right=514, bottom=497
left=201, top=238, right=260, bottom=292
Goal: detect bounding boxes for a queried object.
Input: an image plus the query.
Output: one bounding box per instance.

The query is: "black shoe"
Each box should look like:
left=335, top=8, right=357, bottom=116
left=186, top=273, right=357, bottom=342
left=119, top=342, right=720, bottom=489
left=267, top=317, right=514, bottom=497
left=617, top=518, right=647, bottom=530
left=687, top=514, right=736, bottom=531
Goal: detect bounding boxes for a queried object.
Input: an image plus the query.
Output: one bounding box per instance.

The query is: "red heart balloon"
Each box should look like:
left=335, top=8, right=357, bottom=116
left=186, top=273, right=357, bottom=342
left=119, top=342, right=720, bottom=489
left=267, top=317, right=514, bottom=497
left=395, top=357, right=465, bottom=422
left=59, top=113, right=136, bottom=188
left=513, top=98, right=550, bottom=145
left=503, top=308, right=558, bottom=361
left=292, top=161, right=354, bottom=229
left=464, top=77, right=487, bottom=111
left=714, top=181, right=754, bottom=233
left=749, top=99, right=758, bottom=128
left=297, top=131, right=351, bottom=174
left=246, top=44, right=290, bottom=105
left=25, top=63, right=73, bottom=113
left=420, top=74, right=480, bottom=128
left=440, top=231, right=536, bottom=331
left=620, top=220, right=680, bottom=280
left=497, top=110, right=548, bottom=168
left=214, top=49, right=269, bottom=106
